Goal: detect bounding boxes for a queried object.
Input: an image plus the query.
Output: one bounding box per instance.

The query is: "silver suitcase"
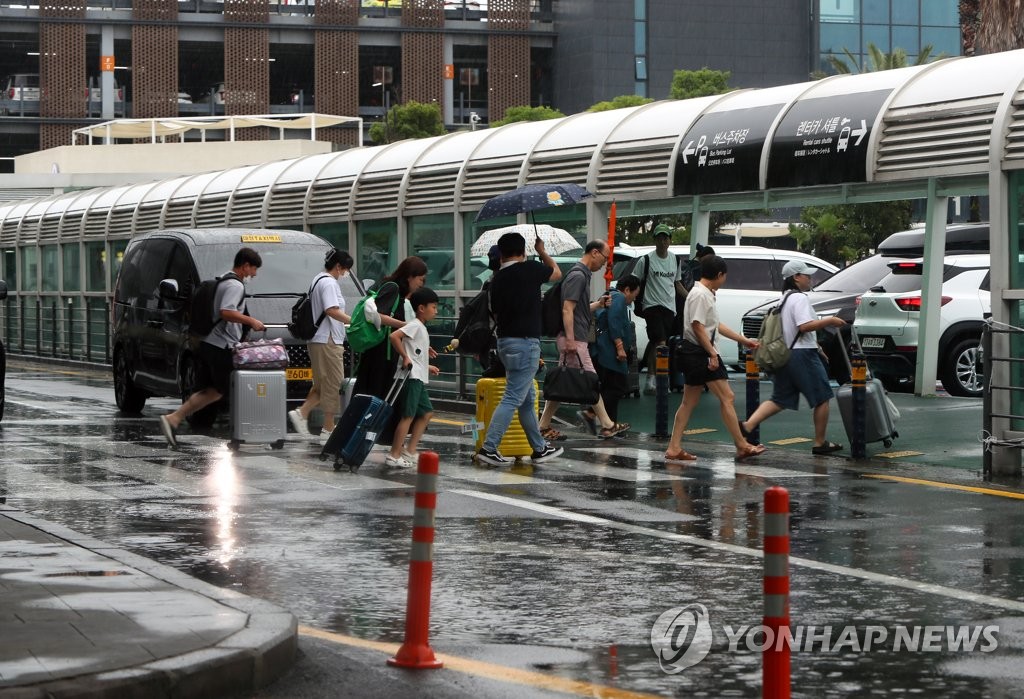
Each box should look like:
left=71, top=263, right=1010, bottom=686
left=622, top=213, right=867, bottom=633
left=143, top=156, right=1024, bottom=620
left=229, top=370, right=287, bottom=450
left=836, top=378, right=899, bottom=447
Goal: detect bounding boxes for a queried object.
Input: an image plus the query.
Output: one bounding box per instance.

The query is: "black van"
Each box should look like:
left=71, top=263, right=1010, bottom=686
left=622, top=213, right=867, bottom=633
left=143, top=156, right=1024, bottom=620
left=112, top=228, right=333, bottom=426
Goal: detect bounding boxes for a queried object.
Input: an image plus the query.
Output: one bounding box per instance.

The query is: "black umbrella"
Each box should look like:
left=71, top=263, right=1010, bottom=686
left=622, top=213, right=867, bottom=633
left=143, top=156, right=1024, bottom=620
left=474, top=183, right=594, bottom=223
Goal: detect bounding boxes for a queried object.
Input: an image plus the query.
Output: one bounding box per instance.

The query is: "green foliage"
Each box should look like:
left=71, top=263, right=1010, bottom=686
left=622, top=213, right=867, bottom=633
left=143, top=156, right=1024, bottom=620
left=369, top=101, right=446, bottom=145
left=798, top=202, right=913, bottom=264
left=824, top=43, right=943, bottom=75
left=669, top=68, right=732, bottom=100
left=588, top=95, right=655, bottom=112
left=490, top=105, right=566, bottom=127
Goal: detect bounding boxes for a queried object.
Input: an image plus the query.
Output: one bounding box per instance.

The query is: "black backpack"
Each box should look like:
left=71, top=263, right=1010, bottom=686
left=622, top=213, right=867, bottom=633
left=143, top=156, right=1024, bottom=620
left=541, top=279, right=565, bottom=338
left=189, top=272, right=239, bottom=338
left=288, top=275, right=329, bottom=340
left=452, top=282, right=494, bottom=355
left=631, top=253, right=653, bottom=319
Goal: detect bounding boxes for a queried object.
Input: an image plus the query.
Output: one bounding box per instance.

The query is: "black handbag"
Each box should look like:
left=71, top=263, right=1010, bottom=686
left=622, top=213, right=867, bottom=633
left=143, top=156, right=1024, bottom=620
left=543, top=351, right=601, bottom=404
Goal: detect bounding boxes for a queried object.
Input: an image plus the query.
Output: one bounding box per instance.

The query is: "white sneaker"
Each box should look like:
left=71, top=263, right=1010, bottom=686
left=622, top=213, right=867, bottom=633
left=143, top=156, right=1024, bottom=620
left=645, top=375, right=657, bottom=395
left=384, top=454, right=412, bottom=469
left=288, top=409, right=310, bottom=437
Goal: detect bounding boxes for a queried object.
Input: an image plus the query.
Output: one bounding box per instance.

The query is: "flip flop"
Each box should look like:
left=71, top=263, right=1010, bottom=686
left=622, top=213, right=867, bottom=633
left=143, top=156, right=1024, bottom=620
left=541, top=427, right=567, bottom=442
left=735, top=443, right=766, bottom=461
left=811, top=441, right=843, bottom=455
left=665, top=449, right=697, bottom=462
left=738, top=419, right=756, bottom=442
left=600, top=422, right=630, bottom=438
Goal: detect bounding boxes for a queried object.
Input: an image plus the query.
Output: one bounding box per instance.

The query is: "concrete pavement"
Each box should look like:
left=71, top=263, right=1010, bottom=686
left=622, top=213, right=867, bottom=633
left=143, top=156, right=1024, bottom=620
left=0, top=507, right=296, bottom=698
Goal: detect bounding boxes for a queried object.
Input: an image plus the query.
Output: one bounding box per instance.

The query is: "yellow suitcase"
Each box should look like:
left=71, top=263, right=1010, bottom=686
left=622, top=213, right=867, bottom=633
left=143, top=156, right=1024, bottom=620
left=475, top=378, right=539, bottom=457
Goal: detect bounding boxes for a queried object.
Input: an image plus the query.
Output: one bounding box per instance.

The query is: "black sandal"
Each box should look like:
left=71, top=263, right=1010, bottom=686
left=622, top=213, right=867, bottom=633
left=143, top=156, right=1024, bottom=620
left=811, top=441, right=843, bottom=455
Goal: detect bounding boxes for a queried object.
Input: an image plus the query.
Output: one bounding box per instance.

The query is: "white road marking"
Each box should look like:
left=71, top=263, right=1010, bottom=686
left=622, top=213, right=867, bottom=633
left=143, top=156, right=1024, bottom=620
left=452, top=489, right=1024, bottom=614
left=578, top=447, right=828, bottom=479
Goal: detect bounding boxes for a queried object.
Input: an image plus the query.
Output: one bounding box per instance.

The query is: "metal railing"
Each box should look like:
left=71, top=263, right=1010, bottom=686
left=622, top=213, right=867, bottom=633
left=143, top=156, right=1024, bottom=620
left=981, top=317, right=1024, bottom=479
left=1, top=295, right=111, bottom=366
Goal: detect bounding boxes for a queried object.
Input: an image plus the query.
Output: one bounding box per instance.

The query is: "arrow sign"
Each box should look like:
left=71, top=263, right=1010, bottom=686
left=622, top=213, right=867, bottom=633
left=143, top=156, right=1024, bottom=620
left=681, top=140, right=696, bottom=164
left=851, top=119, right=867, bottom=146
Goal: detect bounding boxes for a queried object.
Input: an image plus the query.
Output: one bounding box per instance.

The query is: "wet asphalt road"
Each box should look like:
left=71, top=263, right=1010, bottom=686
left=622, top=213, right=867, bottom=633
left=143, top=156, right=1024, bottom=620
left=2, top=361, right=1024, bottom=698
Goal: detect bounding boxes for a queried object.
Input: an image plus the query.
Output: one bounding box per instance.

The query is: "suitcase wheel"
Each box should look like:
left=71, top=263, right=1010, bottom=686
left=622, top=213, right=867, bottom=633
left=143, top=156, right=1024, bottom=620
left=227, top=440, right=240, bottom=452
left=883, top=439, right=893, bottom=448
left=319, top=451, right=329, bottom=462
left=333, top=458, right=344, bottom=472
left=271, top=440, right=285, bottom=450
left=348, top=463, right=360, bottom=474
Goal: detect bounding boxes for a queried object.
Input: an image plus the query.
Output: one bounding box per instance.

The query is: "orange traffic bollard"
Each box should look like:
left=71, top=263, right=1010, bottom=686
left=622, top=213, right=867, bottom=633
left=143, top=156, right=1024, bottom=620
left=763, top=486, right=790, bottom=698
left=388, top=451, right=444, bottom=669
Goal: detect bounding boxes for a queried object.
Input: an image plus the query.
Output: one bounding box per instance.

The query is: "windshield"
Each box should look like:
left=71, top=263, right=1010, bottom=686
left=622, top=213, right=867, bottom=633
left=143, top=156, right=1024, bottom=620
left=813, top=255, right=892, bottom=293
left=195, top=243, right=329, bottom=295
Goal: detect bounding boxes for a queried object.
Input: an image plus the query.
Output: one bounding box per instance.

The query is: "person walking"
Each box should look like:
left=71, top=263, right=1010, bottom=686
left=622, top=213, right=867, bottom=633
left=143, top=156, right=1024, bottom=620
left=386, top=287, right=441, bottom=468
left=672, top=243, right=716, bottom=338
left=537, top=240, right=629, bottom=439
left=738, top=259, right=847, bottom=455
left=664, top=254, right=765, bottom=462
left=475, top=232, right=564, bottom=467
left=288, top=248, right=354, bottom=442
left=592, top=274, right=641, bottom=423
left=158, top=247, right=265, bottom=446
left=635, top=224, right=685, bottom=394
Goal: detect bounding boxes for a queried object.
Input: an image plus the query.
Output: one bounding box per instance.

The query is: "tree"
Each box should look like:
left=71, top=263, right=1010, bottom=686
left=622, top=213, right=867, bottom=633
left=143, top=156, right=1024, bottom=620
left=974, top=0, right=1024, bottom=54
left=368, top=101, right=446, bottom=145
left=796, top=201, right=912, bottom=264
left=587, top=95, right=654, bottom=112
left=669, top=68, right=732, bottom=100
left=823, top=42, right=943, bottom=74
left=489, top=105, right=565, bottom=127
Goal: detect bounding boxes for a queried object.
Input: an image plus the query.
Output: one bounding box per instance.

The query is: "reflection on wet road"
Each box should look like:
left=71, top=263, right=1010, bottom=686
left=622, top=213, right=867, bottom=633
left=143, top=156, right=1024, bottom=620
left=2, top=365, right=1024, bottom=697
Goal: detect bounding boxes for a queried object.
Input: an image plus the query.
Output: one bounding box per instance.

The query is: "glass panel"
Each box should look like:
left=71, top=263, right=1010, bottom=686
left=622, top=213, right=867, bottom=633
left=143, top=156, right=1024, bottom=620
left=110, top=240, right=127, bottom=291
left=41, top=245, right=58, bottom=292
left=819, top=0, right=858, bottom=22
left=864, top=24, right=890, bottom=53
left=356, top=218, right=397, bottom=284
left=635, top=56, right=648, bottom=80
left=3, top=248, right=16, bottom=289
left=311, top=221, right=349, bottom=250
left=530, top=205, right=591, bottom=291
left=863, top=0, right=889, bottom=24
left=920, top=26, right=961, bottom=56
left=635, top=80, right=647, bottom=97
left=923, top=0, right=959, bottom=26
left=21, top=247, right=38, bottom=292
left=634, top=22, right=646, bottom=54
left=634, top=0, right=646, bottom=20
left=465, top=211, right=515, bottom=291
left=62, top=244, right=80, bottom=291
left=820, top=23, right=861, bottom=54
left=407, top=214, right=456, bottom=291
left=892, top=26, right=919, bottom=54
left=891, top=0, right=918, bottom=24
left=85, top=241, right=106, bottom=292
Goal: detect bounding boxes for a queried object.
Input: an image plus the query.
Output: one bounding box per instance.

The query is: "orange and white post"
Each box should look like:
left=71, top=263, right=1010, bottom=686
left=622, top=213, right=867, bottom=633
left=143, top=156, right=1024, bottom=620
left=763, top=486, right=790, bottom=698
left=388, top=451, right=444, bottom=669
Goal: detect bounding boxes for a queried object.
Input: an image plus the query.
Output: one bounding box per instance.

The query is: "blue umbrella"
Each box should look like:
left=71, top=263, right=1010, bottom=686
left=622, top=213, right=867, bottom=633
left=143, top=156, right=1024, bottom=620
left=474, top=183, right=594, bottom=222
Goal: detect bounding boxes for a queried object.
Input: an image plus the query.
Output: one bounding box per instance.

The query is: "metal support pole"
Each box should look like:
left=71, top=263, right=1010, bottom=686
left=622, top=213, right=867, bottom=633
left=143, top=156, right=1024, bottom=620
left=654, top=345, right=670, bottom=437
left=745, top=353, right=761, bottom=444
left=763, top=486, right=791, bottom=699
left=51, top=300, right=57, bottom=356
left=85, top=301, right=92, bottom=362
left=104, top=301, right=111, bottom=363
left=388, top=451, right=444, bottom=670
left=35, top=299, right=41, bottom=355
left=67, top=298, right=74, bottom=358
left=850, top=344, right=867, bottom=459
left=982, top=324, right=993, bottom=480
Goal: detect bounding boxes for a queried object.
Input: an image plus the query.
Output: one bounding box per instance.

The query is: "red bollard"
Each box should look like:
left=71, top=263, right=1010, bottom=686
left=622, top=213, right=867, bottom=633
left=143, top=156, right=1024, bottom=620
left=763, top=486, right=790, bottom=699
left=388, top=451, right=444, bottom=669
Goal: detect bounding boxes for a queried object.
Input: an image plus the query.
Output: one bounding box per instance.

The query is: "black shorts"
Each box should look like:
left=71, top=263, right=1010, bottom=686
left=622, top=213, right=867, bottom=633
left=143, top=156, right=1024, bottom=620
left=196, top=341, right=233, bottom=396
left=643, top=305, right=676, bottom=345
left=677, top=340, right=729, bottom=386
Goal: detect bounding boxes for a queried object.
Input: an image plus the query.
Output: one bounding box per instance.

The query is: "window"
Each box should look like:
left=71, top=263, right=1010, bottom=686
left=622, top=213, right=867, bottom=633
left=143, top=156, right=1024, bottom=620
left=863, top=25, right=890, bottom=53
left=891, top=0, right=919, bottom=25
left=110, top=240, right=127, bottom=292
left=21, top=247, right=38, bottom=292
left=863, top=0, right=890, bottom=24
left=408, top=214, right=455, bottom=291
left=40, top=245, right=58, bottom=292
left=725, top=258, right=775, bottom=291
left=892, top=26, right=919, bottom=54
left=85, top=242, right=106, bottom=292
left=820, top=23, right=861, bottom=54
left=357, top=218, right=397, bottom=284
left=62, top=244, right=80, bottom=291
left=920, top=26, right=961, bottom=56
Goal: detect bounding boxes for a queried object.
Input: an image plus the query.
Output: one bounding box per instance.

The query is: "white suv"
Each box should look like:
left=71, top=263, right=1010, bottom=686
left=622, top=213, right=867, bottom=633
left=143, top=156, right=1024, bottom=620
left=615, top=244, right=837, bottom=367
left=853, top=254, right=990, bottom=396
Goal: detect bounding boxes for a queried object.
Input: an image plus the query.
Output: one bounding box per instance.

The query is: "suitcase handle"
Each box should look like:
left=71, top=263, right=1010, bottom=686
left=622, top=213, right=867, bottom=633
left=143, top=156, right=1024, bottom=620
left=384, top=367, right=411, bottom=406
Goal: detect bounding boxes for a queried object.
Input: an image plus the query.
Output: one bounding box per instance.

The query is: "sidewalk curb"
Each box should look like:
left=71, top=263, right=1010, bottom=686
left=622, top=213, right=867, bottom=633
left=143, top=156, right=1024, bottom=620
left=0, top=508, right=298, bottom=699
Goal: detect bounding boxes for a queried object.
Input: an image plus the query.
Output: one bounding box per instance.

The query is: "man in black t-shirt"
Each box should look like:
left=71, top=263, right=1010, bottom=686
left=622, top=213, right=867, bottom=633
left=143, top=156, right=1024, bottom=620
left=476, top=232, right=564, bottom=467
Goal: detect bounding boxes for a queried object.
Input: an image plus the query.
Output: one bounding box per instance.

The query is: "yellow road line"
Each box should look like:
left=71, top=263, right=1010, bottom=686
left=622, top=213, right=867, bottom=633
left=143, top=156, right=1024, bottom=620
left=864, top=474, right=1024, bottom=500
left=298, top=625, right=663, bottom=699
left=431, top=417, right=467, bottom=427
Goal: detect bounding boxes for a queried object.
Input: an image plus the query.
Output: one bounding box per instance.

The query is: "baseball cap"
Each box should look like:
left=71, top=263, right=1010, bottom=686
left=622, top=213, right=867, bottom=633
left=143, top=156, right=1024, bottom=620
left=781, top=259, right=816, bottom=278
left=653, top=224, right=672, bottom=238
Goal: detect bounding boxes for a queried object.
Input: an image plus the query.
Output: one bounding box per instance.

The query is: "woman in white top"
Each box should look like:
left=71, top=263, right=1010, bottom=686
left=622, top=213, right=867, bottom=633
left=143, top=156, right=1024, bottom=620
left=665, top=254, right=765, bottom=462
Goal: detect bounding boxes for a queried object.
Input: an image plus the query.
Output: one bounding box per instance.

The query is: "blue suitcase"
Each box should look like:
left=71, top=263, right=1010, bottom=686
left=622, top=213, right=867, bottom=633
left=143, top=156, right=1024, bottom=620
left=320, top=371, right=407, bottom=472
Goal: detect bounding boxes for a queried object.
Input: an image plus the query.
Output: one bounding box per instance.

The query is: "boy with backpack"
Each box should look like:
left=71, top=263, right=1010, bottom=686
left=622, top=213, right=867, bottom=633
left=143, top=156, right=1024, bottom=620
left=159, top=247, right=265, bottom=447
left=385, top=287, right=442, bottom=468
left=739, top=259, right=847, bottom=455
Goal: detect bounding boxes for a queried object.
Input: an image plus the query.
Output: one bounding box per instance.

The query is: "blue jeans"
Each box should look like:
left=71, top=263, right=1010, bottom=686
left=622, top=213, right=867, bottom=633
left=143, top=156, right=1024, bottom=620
left=483, top=337, right=545, bottom=453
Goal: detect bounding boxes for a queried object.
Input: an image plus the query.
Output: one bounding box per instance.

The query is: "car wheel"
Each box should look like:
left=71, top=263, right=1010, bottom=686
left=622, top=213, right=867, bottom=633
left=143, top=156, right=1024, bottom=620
left=181, top=354, right=219, bottom=429
left=113, top=350, right=147, bottom=413
left=941, top=337, right=983, bottom=397
left=880, top=375, right=914, bottom=393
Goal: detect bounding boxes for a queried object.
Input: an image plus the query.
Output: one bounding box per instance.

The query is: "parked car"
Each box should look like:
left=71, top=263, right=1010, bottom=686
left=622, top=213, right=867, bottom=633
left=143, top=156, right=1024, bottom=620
left=616, top=244, right=837, bottom=368
left=1, top=73, right=40, bottom=115
left=111, top=228, right=335, bottom=427
left=853, top=253, right=990, bottom=397
left=194, top=83, right=225, bottom=106
left=741, top=223, right=991, bottom=384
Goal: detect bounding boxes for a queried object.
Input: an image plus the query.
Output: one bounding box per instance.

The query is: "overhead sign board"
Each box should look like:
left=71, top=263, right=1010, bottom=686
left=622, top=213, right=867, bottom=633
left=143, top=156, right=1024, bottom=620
left=674, top=104, right=785, bottom=196
left=766, top=89, right=893, bottom=188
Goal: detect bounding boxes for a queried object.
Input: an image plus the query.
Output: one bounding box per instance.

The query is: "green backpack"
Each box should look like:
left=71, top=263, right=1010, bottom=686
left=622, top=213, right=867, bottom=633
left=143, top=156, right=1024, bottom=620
left=347, top=281, right=400, bottom=353
left=753, top=291, right=800, bottom=373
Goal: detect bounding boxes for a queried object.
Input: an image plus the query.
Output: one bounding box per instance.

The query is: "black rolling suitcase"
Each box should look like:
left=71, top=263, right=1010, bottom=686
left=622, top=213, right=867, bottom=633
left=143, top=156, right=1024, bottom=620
left=320, top=370, right=408, bottom=472
left=667, top=335, right=686, bottom=392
